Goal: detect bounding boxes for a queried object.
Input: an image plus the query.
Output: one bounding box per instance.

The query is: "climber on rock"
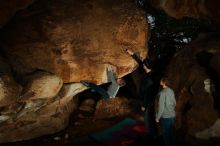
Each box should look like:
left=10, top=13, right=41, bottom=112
left=125, top=48, right=158, bottom=138
left=80, top=65, right=125, bottom=101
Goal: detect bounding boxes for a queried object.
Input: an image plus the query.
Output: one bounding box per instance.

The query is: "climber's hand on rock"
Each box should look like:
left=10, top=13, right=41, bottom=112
left=125, top=49, right=134, bottom=55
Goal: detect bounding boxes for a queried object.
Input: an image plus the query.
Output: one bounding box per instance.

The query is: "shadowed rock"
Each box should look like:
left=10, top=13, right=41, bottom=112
left=0, top=0, right=35, bottom=27
left=196, top=118, right=220, bottom=139
left=0, top=57, right=22, bottom=107
left=150, top=0, right=220, bottom=22
left=164, top=33, right=220, bottom=139
left=94, top=97, right=133, bottom=119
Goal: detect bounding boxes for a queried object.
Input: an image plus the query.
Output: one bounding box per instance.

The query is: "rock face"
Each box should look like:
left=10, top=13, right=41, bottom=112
left=0, top=57, right=22, bottom=107
left=196, top=118, right=220, bottom=139
left=0, top=0, right=148, bottom=143
left=150, top=0, right=220, bottom=22
left=0, top=0, right=35, bottom=27
left=1, top=0, right=148, bottom=84
left=21, top=71, right=63, bottom=100
left=94, top=97, right=133, bottom=119
left=0, top=81, right=87, bottom=143
left=164, top=33, right=220, bottom=138
left=0, top=75, right=22, bottom=107
left=79, top=98, right=96, bottom=113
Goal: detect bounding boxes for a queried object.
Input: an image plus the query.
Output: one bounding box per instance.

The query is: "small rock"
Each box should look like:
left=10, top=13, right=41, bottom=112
left=80, top=98, right=96, bottom=107
left=64, top=133, right=69, bottom=139
left=79, top=98, right=96, bottom=113
left=79, top=105, right=94, bottom=113
left=0, top=115, right=10, bottom=122
left=53, top=136, right=61, bottom=141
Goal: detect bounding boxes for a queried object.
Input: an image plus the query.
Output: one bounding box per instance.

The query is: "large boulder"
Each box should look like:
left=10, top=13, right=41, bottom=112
left=164, top=33, right=220, bottom=138
left=1, top=0, right=148, bottom=84
left=0, top=82, right=87, bottom=143
left=150, top=0, right=220, bottom=22
left=0, top=0, right=148, bottom=143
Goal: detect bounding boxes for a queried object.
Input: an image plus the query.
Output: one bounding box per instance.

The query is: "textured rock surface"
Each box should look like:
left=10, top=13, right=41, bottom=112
left=0, top=75, right=22, bottom=107
left=94, top=97, right=133, bottom=119
left=0, top=82, right=87, bottom=143
left=196, top=118, right=220, bottom=139
left=164, top=33, right=220, bottom=138
left=1, top=0, right=148, bottom=84
left=0, top=0, right=147, bottom=142
left=150, top=0, right=220, bottom=22
left=0, top=57, right=22, bottom=107
left=20, top=71, right=63, bottom=100
left=0, top=0, right=35, bottom=27
left=79, top=98, right=96, bottom=113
